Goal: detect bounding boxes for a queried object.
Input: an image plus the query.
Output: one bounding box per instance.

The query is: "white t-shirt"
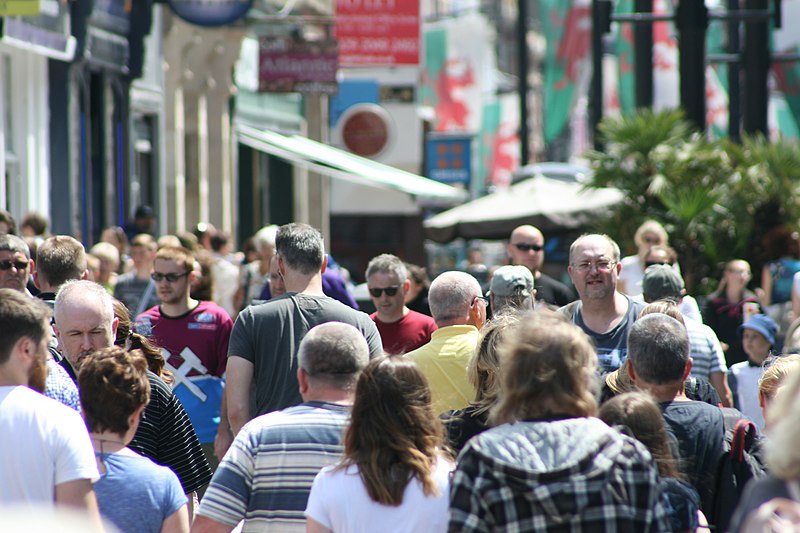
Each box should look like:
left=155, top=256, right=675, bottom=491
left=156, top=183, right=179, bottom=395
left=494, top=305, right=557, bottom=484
left=0, top=386, right=99, bottom=505
left=305, top=457, right=453, bottom=533
left=728, top=363, right=766, bottom=429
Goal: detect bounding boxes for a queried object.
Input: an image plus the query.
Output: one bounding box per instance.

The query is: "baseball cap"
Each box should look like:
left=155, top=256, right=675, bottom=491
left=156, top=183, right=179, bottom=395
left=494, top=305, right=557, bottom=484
left=738, top=314, right=778, bottom=347
left=488, top=265, right=534, bottom=297
left=642, top=264, right=684, bottom=302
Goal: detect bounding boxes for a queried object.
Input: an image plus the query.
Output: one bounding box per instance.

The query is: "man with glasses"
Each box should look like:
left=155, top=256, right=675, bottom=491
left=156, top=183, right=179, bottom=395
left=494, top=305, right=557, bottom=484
left=226, top=223, right=382, bottom=435
left=134, top=246, right=234, bottom=463
left=562, top=233, right=645, bottom=373
left=407, top=271, right=486, bottom=414
left=507, top=225, right=575, bottom=308
left=0, top=233, right=33, bottom=293
left=365, top=253, right=437, bottom=355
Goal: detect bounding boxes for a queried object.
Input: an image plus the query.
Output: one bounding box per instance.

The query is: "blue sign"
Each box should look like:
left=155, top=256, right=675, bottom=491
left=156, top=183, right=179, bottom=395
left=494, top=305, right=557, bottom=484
left=167, top=0, right=253, bottom=27
left=330, top=80, right=380, bottom=129
left=426, top=135, right=473, bottom=186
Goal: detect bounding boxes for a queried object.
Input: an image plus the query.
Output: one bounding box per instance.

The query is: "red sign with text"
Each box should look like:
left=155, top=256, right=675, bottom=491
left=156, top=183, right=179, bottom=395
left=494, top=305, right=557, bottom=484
left=335, top=0, right=420, bottom=67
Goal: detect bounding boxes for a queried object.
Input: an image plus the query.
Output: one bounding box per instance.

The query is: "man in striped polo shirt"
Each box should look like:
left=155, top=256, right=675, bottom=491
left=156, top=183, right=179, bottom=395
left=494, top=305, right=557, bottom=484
left=193, top=322, right=369, bottom=533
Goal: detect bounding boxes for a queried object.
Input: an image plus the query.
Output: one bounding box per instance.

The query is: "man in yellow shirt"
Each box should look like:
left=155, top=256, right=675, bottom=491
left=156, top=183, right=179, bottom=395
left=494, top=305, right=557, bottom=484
left=407, top=271, right=486, bottom=414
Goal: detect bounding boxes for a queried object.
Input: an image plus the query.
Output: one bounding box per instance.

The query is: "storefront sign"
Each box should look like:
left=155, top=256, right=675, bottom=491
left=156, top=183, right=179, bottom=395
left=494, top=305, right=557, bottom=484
left=340, top=103, right=392, bottom=157
left=259, top=35, right=338, bottom=95
left=335, top=0, right=420, bottom=67
left=167, top=0, right=253, bottom=27
left=0, top=0, right=39, bottom=16
left=425, top=134, right=472, bottom=185
left=84, top=0, right=130, bottom=72
left=0, top=0, right=74, bottom=61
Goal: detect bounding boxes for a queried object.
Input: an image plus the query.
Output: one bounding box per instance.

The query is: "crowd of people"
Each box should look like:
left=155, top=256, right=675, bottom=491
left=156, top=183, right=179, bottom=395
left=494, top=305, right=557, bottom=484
left=3, top=207, right=800, bottom=532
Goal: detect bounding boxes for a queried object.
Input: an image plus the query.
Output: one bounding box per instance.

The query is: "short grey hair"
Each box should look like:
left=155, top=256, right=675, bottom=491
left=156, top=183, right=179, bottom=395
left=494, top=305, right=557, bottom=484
left=0, top=234, right=30, bottom=259
left=627, top=313, right=689, bottom=385
left=428, top=271, right=482, bottom=324
left=298, top=322, right=370, bottom=390
left=276, top=223, right=324, bottom=275
left=54, top=279, right=115, bottom=328
left=491, top=290, right=534, bottom=315
left=569, top=233, right=621, bottom=264
left=365, top=254, right=407, bottom=285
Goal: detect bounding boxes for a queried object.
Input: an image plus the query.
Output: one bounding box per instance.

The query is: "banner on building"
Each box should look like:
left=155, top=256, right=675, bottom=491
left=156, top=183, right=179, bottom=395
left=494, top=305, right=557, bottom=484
left=334, top=0, right=419, bottom=67
left=774, top=45, right=800, bottom=136
left=478, top=93, right=520, bottom=190
left=419, top=12, right=496, bottom=134
left=259, top=35, right=339, bottom=94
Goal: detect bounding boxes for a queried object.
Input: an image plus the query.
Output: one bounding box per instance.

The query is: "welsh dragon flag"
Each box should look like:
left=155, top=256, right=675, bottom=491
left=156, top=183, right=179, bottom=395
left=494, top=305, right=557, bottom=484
left=540, top=0, right=592, bottom=143
left=773, top=45, right=800, bottom=137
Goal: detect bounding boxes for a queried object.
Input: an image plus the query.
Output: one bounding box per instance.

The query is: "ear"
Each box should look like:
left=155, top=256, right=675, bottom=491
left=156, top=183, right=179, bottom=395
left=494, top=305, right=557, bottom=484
left=32, top=270, right=42, bottom=289
left=758, top=391, right=767, bottom=410
left=320, top=254, right=328, bottom=274
left=110, top=316, right=120, bottom=337
left=79, top=269, right=90, bottom=281
left=615, top=261, right=622, bottom=274
left=297, top=367, right=310, bottom=396
left=682, top=358, right=693, bottom=381
left=627, top=361, right=637, bottom=382
left=403, top=278, right=411, bottom=292
left=277, top=255, right=286, bottom=277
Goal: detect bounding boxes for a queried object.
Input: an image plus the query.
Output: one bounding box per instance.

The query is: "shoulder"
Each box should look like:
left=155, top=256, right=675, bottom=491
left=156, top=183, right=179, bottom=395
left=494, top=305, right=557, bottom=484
left=195, top=301, right=233, bottom=322
left=406, top=309, right=436, bottom=324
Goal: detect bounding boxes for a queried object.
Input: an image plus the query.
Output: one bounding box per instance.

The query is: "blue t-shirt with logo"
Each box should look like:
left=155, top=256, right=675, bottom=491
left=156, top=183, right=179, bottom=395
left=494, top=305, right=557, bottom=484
left=572, top=295, right=646, bottom=373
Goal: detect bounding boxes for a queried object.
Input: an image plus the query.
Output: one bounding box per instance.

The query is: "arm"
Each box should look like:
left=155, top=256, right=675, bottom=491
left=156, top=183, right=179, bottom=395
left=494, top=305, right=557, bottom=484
left=190, top=515, right=233, bottom=533
left=710, top=372, right=733, bottom=408
left=214, top=390, right=233, bottom=460
left=55, top=478, right=102, bottom=530
left=162, top=504, right=190, bottom=533
left=226, top=356, right=254, bottom=435
left=761, top=265, right=772, bottom=307
left=307, top=518, right=333, bottom=533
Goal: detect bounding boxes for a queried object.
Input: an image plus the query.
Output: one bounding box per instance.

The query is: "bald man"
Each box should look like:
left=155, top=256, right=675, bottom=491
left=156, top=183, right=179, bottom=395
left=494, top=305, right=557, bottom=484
left=507, top=225, right=575, bottom=307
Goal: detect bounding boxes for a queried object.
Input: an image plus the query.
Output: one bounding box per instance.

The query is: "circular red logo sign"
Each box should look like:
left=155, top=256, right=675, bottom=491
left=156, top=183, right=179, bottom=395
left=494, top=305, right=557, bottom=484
left=340, top=108, right=390, bottom=158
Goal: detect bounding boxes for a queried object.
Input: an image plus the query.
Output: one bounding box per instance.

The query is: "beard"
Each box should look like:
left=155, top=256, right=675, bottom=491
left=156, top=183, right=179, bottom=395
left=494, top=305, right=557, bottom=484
left=28, top=358, right=48, bottom=393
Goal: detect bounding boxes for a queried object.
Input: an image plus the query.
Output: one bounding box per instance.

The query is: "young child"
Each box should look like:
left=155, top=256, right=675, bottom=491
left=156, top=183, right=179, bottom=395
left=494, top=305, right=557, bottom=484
left=728, top=314, right=778, bottom=428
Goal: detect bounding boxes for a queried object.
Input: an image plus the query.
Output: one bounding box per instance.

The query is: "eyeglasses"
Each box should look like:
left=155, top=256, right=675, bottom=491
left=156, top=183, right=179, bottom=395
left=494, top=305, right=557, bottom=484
left=0, top=259, right=29, bottom=271
left=571, top=260, right=617, bottom=273
left=151, top=271, right=189, bottom=283
left=512, top=243, right=544, bottom=252
left=369, top=286, right=400, bottom=298
left=476, top=295, right=489, bottom=306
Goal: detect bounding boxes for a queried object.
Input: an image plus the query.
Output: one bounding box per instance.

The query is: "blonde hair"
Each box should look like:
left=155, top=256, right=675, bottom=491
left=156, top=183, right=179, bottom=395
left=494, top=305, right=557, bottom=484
left=635, top=220, right=669, bottom=248
left=759, top=354, right=800, bottom=404
left=764, top=366, right=800, bottom=479
left=490, top=310, right=598, bottom=425
left=468, top=314, right=518, bottom=416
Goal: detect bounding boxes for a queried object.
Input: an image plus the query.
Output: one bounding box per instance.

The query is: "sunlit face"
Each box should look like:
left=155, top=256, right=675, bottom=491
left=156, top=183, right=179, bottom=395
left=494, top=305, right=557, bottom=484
left=507, top=227, right=545, bottom=273
left=0, top=250, right=30, bottom=292
left=368, top=271, right=407, bottom=323
left=130, top=245, right=156, bottom=271
left=568, top=236, right=620, bottom=301
left=268, top=255, right=285, bottom=298
left=724, top=260, right=752, bottom=291
left=152, top=258, right=191, bottom=305
left=742, top=328, right=771, bottom=364
left=54, top=299, right=116, bottom=371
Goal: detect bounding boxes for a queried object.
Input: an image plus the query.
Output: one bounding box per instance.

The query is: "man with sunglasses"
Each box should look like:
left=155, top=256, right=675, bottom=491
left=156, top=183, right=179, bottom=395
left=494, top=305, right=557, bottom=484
left=0, top=233, right=34, bottom=294
left=365, top=254, right=437, bottom=355
left=135, top=246, right=234, bottom=463
left=507, top=225, right=576, bottom=308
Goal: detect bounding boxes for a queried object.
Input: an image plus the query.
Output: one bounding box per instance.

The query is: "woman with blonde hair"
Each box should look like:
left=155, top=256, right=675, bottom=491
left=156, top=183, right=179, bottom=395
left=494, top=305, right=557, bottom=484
left=449, top=310, right=668, bottom=531
left=758, top=353, right=800, bottom=426
left=618, top=219, right=672, bottom=297
left=305, top=355, right=452, bottom=533
left=443, top=314, right=518, bottom=453
left=730, top=362, right=800, bottom=532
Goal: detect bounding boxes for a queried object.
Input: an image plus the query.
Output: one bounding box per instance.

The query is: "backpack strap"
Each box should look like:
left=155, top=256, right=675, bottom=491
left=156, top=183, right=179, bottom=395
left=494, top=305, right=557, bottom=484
left=730, top=418, right=758, bottom=463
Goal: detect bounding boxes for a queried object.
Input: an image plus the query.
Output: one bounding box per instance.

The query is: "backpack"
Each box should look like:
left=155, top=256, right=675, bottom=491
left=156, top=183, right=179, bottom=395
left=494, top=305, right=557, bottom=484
left=709, top=408, right=766, bottom=532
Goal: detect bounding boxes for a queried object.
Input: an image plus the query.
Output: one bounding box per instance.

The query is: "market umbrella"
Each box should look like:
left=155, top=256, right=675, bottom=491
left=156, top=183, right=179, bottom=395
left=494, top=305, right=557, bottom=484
left=423, top=175, right=624, bottom=243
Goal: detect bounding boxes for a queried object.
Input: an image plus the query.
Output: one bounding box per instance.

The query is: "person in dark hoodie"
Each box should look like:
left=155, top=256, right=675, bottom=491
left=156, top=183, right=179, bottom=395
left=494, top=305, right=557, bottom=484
left=449, top=310, right=669, bottom=532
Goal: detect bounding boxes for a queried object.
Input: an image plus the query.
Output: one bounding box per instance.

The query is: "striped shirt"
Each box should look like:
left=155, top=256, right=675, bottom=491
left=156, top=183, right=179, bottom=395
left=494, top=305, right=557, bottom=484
left=197, top=401, right=348, bottom=533
left=685, top=318, right=727, bottom=379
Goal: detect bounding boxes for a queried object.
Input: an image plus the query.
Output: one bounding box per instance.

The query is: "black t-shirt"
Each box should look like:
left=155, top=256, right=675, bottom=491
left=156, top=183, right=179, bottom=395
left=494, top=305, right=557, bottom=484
left=660, top=400, right=725, bottom=514
left=535, top=273, right=577, bottom=308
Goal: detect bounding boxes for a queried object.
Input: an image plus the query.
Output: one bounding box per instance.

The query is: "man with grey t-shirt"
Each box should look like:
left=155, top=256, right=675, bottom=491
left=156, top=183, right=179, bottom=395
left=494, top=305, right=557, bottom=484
left=225, top=223, right=382, bottom=435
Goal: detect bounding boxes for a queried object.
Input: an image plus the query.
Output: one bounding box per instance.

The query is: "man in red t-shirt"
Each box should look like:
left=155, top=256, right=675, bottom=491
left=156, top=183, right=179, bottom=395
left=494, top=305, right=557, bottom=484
left=134, top=246, right=233, bottom=462
left=366, top=254, right=437, bottom=355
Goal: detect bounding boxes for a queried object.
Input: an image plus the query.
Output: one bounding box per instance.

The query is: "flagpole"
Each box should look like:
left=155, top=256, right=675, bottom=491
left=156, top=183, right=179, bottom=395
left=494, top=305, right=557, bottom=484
left=517, top=0, right=529, bottom=165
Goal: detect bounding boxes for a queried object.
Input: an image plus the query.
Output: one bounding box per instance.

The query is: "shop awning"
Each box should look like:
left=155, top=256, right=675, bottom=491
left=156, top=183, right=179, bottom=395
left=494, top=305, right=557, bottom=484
left=236, top=124, right=468, bottom=204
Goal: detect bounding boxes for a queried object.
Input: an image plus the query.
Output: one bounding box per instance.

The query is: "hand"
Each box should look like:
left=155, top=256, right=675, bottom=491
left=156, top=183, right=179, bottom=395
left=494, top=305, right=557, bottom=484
left=214, top=427, right=234, bottom=461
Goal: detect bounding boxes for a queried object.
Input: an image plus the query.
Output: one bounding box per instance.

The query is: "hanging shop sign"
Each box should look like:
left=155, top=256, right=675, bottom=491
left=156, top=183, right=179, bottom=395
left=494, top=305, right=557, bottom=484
left=334, top=0, right=420, bottom=67
left=167, top=0, right=253, bottom=27
left=258, top=35, right=339, bottom=95
left=425, top=133, right=473, bottom=186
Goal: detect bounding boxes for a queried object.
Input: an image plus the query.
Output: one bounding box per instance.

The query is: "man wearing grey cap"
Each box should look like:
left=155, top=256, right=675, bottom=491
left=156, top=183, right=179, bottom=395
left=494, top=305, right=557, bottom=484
left=642, top=264, right=733, bottom=406
left=487, top=265, right=535, bottom=316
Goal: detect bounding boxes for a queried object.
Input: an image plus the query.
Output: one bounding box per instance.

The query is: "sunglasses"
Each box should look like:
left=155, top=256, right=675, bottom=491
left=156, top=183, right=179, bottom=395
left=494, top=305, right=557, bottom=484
left=369, top=286, right=400, bottom=298
left=512, top=243, right=544, bottom=252
left=0, top=259, right=29, bottom=271
left=151, top=271, right=189, bottom=283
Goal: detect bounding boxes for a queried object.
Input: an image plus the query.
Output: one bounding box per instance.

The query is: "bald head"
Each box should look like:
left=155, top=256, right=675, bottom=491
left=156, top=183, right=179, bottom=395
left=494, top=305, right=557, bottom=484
left=54, top=280, right=118, bottom=371
left=507, top=225, right=545, bottom=273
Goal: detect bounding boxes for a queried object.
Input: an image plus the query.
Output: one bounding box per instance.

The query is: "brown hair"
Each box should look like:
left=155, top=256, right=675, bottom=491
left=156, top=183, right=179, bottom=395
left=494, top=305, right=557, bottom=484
left=490, top=310, right=598, bottom=424
left=155, top=246, right=195, bottom=272
left=599, top=392, right=682, bottom=479
left=113, top=299, right=173, bottom=384
left=78, top=347, right=151, bottom=436
left=468, top=314, right=518, bottom=416
left=341, top=355, right=445, bottom=506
